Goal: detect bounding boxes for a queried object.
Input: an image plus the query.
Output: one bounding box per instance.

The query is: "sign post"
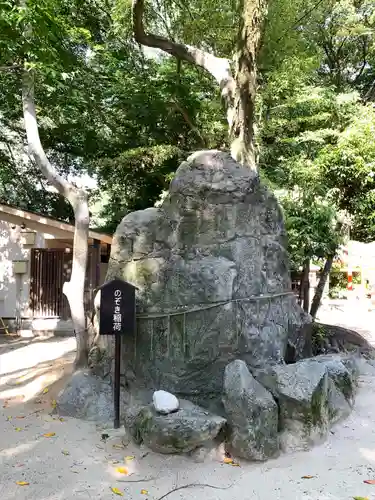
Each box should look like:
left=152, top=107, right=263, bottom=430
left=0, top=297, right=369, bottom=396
left=98, top=278, right=136, bottom=429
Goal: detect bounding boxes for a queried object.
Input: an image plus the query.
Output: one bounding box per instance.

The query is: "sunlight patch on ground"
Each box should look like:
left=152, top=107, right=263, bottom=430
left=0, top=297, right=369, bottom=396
left=0, top=338, right=76, bottom=376
left=0, top=440, right=38, bottom=459
left=359, top=447, right=375, bottom=463
left=0, top=337, right=76, bottom=402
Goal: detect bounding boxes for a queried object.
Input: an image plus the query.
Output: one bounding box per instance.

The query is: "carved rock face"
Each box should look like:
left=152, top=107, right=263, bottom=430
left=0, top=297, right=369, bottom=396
left=107, top=151, right=306, bottom=405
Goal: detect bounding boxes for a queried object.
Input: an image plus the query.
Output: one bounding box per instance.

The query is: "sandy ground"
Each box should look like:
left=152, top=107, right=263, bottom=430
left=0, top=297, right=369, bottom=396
left=1, top=305, right=375, bottom=500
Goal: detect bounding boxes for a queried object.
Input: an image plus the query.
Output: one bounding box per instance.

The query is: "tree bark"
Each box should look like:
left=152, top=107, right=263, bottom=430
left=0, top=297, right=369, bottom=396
left=301, top=259, right=310, bottom=313
left=132, top=0, right=268, bottom=170
left=230, top=0, right=267, bottom=168
left=310, top=255, right=334, bottom=320
left=22, top=70, right=90, bottom=368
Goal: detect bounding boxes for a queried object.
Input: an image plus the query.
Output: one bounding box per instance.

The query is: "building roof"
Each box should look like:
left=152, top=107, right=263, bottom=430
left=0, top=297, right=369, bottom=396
left=0, top=202, right=112, bottom=245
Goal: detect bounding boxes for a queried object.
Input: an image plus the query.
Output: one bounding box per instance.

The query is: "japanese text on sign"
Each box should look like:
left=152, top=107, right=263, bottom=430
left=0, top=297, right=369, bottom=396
left=113, top=289, right=122, bottom=331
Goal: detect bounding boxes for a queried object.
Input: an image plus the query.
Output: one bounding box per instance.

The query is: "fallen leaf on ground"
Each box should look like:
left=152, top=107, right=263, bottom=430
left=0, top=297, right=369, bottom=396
left=51, top=400, right=57, bottom=408
left=59, top=417, right=64, bottom=422
left=16, top=415, right=25, bottom=419
left=302, top=475, right=315, bottom=479
left=364, top=480, right=375, bottom=485
left=231, top=463, right=241, bottom=467
left=113, top=444, right=124, bottom=450
left=16, top=481, right=29, bottom=486
left=223, top=457, right=233, bottom=464
left=42, top=388, right=49, bottom=394
left=125, top=455, right=135, bottom=461
left=141, top=489, right=148, bottom=495
left=110, top=487, right=124, bottom=496
left=353, top=497, right=369, bottom=500
left=116, top=467, right=129, bottom=475
left=61, top=450, right=70, bottom=456
left=43, top=432, right=56, bottom=438
left=15, top=427, right=22, bottom=432
left=6, top=416, right=12, bottom=421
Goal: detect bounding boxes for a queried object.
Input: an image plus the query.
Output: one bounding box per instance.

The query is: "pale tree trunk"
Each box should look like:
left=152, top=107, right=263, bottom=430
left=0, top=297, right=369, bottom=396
left=22, top=70, right=90, bottom=368
left=132, top=0, right=268, bottom=170
left=230, top=0, right=267, bottom=168
left=310, top=255, right=334, bottom=320
left=299, top=259, right=310, bottom=313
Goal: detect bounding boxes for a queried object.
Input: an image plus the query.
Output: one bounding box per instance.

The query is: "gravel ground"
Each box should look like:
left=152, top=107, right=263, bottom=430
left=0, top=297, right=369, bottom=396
left=0, top=304, right=375, bottom=500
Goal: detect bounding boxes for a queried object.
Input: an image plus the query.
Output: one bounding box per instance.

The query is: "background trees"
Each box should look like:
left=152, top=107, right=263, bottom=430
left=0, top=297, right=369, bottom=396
left=0, top=0, right=374, bottom=324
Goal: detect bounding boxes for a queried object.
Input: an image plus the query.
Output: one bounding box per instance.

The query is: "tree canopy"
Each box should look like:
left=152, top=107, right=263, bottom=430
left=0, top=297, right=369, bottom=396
left=0, top=0, right=374, bottom=268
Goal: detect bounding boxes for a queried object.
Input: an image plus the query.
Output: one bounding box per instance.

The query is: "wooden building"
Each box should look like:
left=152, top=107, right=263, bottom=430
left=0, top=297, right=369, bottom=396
left=0, top=202, right=112, bottom=335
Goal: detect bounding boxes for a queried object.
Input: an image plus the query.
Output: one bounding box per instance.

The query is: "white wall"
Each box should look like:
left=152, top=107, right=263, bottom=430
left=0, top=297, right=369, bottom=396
left=0, top=221, right=47, bottom=318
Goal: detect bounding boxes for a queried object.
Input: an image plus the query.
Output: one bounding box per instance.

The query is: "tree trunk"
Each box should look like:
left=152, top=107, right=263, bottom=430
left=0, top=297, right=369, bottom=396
left=22, top=70, right=90, bottom=368
left=310, top=255, right=334, bottom=320
left=132, top=0, right=268, bottom=170
left=301, top=259, right=310, bottom=313
left=230, top=0, right=268, bottom=169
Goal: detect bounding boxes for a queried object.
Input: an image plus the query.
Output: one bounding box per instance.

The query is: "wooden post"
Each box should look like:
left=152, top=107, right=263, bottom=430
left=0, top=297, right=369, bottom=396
left=98, top=278, right=137, bottom=429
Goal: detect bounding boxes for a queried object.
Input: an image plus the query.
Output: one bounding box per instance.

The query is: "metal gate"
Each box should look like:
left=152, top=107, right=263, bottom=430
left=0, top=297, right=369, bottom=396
left=30, top=248, right=96, bottom=319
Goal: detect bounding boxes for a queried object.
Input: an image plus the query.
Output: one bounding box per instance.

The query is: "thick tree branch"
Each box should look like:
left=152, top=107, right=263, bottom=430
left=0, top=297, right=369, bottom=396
left=132, top=0, right=234, bottom=97
left=170, top=99, right=207, bottom=147
left=0, top=64, right=22, bottom=72
left=22, top=71, right=72, bottom=200
left=354, top=37, right=368, bottom=84
left=22, top=68, right=90, bottom=368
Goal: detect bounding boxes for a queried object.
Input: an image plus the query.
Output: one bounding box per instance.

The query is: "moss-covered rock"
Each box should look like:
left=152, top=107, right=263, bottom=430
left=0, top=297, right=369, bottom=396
left=307, top=354, right=355, bottom=406
left=124, top=400, right=226, bottom=454
left=223, top=360, right=279, bottom=461
left=256, top=361, right=330, bottom=452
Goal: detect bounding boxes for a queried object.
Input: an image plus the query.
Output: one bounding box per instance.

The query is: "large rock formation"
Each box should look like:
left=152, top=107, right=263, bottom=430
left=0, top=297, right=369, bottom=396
left=57, top=151, right=364, bottom=459
left=105, top=150, right=307, bottom=406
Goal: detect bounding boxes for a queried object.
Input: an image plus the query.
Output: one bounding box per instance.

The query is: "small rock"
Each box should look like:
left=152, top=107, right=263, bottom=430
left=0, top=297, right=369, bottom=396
left=223, top=360, right=279, bottom=461
left=327, top=379, right=351, bottom=424
left=257, top=360, right=330, bottom=453
left=126, top=401, right=226, bottom=454
left=56, top=370, right=114, bottom=422
left=153, top=390, right=179, bottom=414
left=307, top=354, right=355, bottom=405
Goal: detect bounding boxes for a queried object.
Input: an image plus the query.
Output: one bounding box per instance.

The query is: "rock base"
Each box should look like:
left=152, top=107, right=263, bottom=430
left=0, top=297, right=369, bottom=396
left=56, top=369, right=129, bottom=423
left=124, top=399, right=226, bottom=454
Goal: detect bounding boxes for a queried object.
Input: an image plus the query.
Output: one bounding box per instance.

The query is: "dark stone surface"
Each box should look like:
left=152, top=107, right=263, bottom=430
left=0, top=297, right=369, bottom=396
left=223, top=360, right=279, bottom=460
left=105, top=150, right=306, bottom=402
left=256, top=361, right=330, bottom=452
left=124, top=400, right=226, bottom=454
left=307, top=354, right=355, bottom=405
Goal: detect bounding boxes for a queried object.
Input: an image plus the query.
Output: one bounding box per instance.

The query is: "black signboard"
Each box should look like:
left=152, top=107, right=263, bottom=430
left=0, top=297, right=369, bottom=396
left=99, top=278, right=136, bottom=336
left=98, top=278, right=137, bottom=428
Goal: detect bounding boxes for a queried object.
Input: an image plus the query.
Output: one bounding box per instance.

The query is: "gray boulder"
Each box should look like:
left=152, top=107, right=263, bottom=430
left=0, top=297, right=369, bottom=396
left=327, top=379, right=351, bottom=424
left=124, top=400, right=226, bottom=454
left=57, top=370, right=115, bottom=422
left=341, top=354, right=361, bottom=385
left=223, top=360, right=279, bottom=460
left=105, top=150, right=306, bottom=405
left=307, top=354, right=355, bottom=405
left=257, top=361, right=330, bottom=452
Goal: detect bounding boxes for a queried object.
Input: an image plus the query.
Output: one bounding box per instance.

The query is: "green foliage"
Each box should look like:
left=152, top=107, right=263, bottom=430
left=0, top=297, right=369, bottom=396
left=94, top=145, right=181, bottom=233
left=318, top=104, right=375, bottom=240
left=0, top=0, right=374, bottom=273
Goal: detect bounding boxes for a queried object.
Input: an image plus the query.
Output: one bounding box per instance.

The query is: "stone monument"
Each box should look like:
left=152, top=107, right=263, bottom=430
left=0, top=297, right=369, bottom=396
left=58, top=150, right=361, bottom=460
